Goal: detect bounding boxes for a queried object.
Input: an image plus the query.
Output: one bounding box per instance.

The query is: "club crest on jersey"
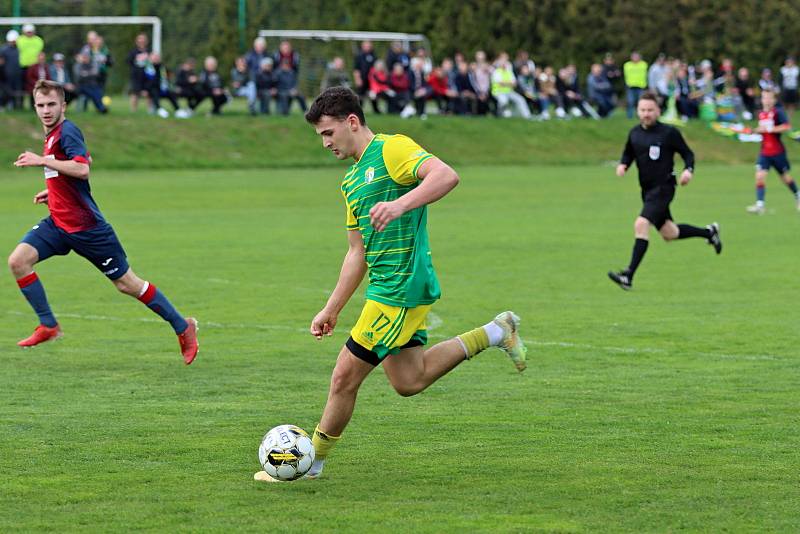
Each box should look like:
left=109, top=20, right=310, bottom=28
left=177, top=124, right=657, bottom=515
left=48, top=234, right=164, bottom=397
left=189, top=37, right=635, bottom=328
left=649, top=145, right=660, bottom=160
left=365, top=167, right=375, bottom=183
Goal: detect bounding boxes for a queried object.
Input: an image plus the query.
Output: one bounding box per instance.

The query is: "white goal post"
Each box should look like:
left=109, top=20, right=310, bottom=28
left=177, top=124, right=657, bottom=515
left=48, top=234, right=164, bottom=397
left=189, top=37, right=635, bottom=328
left=257, top=29, right=429, bottom=50
left=0, top=16, right=162, bottom=53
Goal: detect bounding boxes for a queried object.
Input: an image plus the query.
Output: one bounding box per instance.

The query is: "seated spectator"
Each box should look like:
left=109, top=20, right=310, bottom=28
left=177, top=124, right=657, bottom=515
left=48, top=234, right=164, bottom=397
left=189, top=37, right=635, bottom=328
left=515, top=63, right=539, bottom=115
left=255, top=58, right=276, bottom=114
left=24, top=51, right=50, bottom=108
left=408, top=56, right=431, bottom=118
left=556, top=65, right=599, bottom=119
left=414, top=47, right=433, bottom=75
left=230, top=55, right=256, bottom=114
left=491, top=53, right=530, bottom=118
left=537, top=66, right=558, bottom=118
left=175, top=57, right=203, bottom=113
left=758, top=68, right=777, bottom=95
left=48, top=52, right=77, bottom=104
left=321, top=56, right=351, bottom=91
left=143, top=52, right=182, bottom=117
left=275, top=58, right=307, bottom=115
left=586, top=63, right=615, bottom=117
left=428, top=64, right=452, bottom=114
left=452, top=60, right=477, bottom=114
left=368, top=59, right=394, bottom=113
left=389, top=62, right=410, bottom=113
left=200, top=55, right=227, bottom=115
left=73, top=51, right=107, bottom=113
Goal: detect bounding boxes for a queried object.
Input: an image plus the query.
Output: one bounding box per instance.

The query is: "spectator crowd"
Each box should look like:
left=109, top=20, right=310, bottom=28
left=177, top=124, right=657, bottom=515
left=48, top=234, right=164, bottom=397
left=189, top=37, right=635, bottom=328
left=2, top=25, right=798, bottom=123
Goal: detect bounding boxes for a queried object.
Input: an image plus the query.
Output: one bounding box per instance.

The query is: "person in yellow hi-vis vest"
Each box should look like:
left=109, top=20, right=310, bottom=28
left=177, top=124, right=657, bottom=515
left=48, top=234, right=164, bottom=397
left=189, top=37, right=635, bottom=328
left=624, top=51, right=648, bottom=118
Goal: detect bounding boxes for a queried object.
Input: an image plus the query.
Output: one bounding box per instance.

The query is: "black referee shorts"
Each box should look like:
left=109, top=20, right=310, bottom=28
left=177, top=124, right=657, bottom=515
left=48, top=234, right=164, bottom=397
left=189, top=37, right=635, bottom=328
left=640, top=184, right=675, bottom=229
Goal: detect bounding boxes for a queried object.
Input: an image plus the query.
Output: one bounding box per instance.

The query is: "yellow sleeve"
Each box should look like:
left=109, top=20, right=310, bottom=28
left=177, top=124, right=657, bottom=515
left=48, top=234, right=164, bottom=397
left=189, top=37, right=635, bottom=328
left=342, top=190, right=358, bottom=230
left=382, top=135, right=434, bottom=186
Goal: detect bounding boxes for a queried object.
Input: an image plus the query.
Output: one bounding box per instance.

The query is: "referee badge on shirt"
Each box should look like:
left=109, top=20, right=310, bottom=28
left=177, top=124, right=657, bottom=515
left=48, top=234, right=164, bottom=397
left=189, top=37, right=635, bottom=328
left=649, top=145, right=661, bottom=160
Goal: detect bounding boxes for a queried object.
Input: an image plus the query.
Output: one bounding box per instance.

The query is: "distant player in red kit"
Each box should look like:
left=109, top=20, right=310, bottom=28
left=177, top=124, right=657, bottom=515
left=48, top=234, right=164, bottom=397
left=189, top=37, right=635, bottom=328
left=8, top=80, right=199, bottom=363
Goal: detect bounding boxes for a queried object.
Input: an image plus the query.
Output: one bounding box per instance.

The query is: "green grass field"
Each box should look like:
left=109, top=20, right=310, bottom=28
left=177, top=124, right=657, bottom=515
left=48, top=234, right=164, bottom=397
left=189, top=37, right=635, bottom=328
left=1, top=118, right=799, bottom=532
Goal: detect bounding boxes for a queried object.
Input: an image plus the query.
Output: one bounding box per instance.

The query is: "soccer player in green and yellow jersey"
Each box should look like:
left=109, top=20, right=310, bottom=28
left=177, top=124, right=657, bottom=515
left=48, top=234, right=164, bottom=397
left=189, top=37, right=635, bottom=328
left=254, top=87, right=527, bottom=482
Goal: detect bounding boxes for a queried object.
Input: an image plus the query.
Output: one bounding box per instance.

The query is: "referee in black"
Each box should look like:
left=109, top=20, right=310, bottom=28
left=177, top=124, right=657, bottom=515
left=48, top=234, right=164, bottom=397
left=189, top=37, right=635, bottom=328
left=609, top=92, right=722, bottom=290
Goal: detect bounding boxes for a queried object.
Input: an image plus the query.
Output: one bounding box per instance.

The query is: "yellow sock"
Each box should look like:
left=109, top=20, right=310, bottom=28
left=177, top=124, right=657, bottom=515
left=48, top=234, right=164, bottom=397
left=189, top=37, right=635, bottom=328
left=457, top=326, right=490, bottom=359
left=312, top=425, right=341, bottom=461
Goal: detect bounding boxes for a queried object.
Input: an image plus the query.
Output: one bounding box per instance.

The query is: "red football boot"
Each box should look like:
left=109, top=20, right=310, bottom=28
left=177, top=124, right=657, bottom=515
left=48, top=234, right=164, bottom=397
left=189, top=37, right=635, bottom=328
left=178, top=318, right=199, bottom=364
left=18, top=324, right=63, bottom=347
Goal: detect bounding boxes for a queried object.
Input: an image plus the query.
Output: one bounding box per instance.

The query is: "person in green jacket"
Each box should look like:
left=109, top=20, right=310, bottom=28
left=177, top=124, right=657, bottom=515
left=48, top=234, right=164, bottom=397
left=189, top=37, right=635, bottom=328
left=623, top=51, right=648, bottom=119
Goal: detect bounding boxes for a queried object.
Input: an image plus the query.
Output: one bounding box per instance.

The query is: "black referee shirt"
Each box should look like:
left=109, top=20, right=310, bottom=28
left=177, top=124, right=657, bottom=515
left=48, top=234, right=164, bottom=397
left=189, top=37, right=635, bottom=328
left=620, top=122, right=695, bottom=190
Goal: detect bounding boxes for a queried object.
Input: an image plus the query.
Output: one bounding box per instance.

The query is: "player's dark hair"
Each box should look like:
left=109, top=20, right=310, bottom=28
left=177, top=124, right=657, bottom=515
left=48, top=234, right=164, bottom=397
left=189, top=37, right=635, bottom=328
left=638, top=91, right=659, bottom=104
left=305, top=87, right=366, bottom=125
left=33, top=79, right=65, bottom=102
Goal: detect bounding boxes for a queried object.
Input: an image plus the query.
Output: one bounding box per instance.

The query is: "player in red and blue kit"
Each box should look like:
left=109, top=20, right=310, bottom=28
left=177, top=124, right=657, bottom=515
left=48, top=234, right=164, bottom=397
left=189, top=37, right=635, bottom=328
left=8, top=80, right=199, bottom=363
left=746, top=88, right=800, bottom=214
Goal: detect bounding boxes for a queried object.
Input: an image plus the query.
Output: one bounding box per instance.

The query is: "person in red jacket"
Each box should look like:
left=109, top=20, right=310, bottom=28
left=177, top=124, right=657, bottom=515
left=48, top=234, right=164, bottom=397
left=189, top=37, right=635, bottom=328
left=367, top=59, right=394, bottom=113
left=24, top=51, right=50, bottom=109
left=388, top=62, right=410, bottom=113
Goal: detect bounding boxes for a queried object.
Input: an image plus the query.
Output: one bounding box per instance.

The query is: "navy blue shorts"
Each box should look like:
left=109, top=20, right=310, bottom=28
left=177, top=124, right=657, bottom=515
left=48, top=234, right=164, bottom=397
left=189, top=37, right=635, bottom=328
left=21, top=217, right=130, bottom=280
left=757, top=153, right=791, bottom=174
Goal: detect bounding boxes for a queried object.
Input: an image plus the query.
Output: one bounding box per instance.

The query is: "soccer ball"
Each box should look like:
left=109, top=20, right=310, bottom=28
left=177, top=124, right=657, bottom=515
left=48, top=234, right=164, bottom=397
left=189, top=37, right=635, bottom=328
left=258, top=424, right=315, bottom=481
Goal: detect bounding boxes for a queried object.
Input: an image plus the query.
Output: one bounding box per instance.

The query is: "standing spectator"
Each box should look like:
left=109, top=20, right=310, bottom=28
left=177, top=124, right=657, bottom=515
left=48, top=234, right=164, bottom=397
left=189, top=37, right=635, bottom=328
left=73, top=51, right=107, bottom=113
left=454, top=60, right=478, bottom=115
left=408, top=56, right=431, bottom=117
left=587, top=63, right=615, bottom=117
left=127, top=33, right=150, bottom=112
left=230, top=55, right=256, bottom=114
left=17, top=23, right=44, bottom=92
left=321, top=56, right=351, bottom=91
left=175, top=57, right=203, bottom=114
left=736, top=67, right=756, bottom=120
left=273, top=40, right=299, bottom=72
left=780, top=57, right=799, bottom=114
left=414, top=47, right=433, bottom=75
left=199, top=56, right=227, bottom=115
left=386, top=41, right=410, bottom=72
left=602, top=52, right=623, bottom=100
left=24, top=51, right=50, bottom=108
left=275, top=58, right=306, bottom=115
left=368, top=59, right=394, bottom=113
left=255, top=58, right=276, bottom=114
left=623, top=51, right=648, bottom=118
left=759, top=68, right=777, bottom=96
left=245, top=36, right=268, bottom=110
left=491, top=53, right=530, bottom=118
left=389, top=62, right=410, bottom=113
left=647, top=53, right=670, bottom=109
left=674, top=63, right=697, bottom=120
left=353, top=40, right=377, bottom=111
left=81, top=32, right=113, bottom=92
left=2, top=30, right=22, bottom=109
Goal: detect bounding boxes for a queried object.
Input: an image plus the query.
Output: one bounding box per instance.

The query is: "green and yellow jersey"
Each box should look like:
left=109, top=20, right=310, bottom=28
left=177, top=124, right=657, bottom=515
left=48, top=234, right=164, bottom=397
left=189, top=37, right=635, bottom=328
left=342, top=133, right=441, bottom=308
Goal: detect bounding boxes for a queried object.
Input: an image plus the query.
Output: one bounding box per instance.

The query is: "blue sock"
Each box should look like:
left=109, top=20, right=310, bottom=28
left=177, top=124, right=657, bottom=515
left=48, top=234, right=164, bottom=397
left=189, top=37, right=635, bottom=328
left=137, top=282, right=188, bottom=334
left=17, top=272, right=58, bottom=328
left=756, top=184, right=765, bottom=202
left=786, top=180, right=799, bottom=195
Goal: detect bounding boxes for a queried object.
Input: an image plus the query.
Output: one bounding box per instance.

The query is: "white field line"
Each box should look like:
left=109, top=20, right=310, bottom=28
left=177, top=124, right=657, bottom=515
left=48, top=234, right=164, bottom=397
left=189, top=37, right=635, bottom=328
left=5, top=310, right=782, bottom=361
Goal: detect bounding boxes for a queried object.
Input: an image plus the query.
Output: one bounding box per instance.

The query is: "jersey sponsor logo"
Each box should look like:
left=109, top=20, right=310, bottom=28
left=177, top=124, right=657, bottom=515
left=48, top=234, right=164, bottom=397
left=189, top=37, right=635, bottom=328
left=649, top=145, right=661, bottom=160
left=365, top=167, right=375, bottom=183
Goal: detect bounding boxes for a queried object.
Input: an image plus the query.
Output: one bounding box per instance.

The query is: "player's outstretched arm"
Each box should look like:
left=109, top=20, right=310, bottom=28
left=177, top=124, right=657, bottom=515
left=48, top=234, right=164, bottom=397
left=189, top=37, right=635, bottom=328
left=14, top=151, right=89, bottom=180
left=369, top=158, right=459, bottom=232
left=310, top=230, right=367, bottom=340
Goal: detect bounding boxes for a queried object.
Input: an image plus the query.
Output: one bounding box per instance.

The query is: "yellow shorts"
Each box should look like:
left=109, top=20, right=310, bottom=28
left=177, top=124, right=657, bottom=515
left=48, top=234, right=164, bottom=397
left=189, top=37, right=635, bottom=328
left=347, top=300, right=431, bottom=365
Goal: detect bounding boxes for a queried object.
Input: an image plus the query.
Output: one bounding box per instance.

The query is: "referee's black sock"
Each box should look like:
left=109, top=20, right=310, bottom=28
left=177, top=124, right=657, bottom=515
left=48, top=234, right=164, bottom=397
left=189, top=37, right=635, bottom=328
left=677, top=224, right=711, bottom=239
left=626, top=238, right=649, bottom=278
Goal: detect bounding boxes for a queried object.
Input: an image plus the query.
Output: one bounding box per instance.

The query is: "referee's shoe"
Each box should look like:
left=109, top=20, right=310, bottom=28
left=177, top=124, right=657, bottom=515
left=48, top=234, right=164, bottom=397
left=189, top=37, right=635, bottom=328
left=706, top=222, right=722, bottom=254
left=608, top=270, right=633, bottom=290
